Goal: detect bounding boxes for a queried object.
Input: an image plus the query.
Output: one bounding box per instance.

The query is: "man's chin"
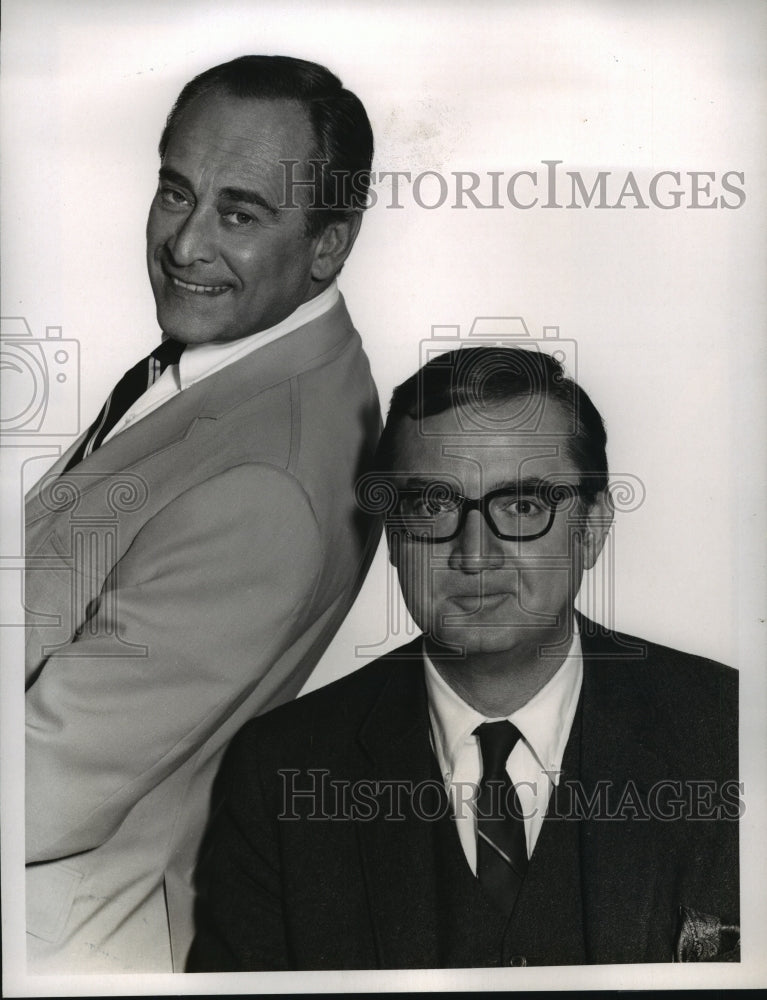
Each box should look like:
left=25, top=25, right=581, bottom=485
left=428, top=624, right=524, bottom=658
left=153, top=305, right=227, bottom=346
left=428, top=620, right=571, bottom=659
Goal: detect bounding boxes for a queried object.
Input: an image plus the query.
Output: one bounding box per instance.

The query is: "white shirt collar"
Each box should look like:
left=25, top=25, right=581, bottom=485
left=177, top=280, right=339, bottom=390
left=424, top=620, right=583, bottom=784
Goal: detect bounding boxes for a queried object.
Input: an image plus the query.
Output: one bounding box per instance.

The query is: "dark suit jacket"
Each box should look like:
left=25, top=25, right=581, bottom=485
left=188, top=618, right=739, bottom=970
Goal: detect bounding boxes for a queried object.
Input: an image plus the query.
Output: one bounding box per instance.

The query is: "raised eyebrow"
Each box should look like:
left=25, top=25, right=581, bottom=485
left=219, top=186, right=279, bottom=218
left=487, top=477, right=552, bottom=494
left=158, top=166, right=194, bottom=191
left=157, top=169, right=279, bottom=218
left=400, top=477, right=557, bottom=495
left=400, top=477, right=458, bottom=491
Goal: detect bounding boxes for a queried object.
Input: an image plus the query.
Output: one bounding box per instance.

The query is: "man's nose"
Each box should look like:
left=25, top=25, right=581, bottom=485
left=166, top=207, right=217, bottom=266
left=447, top=508, right=505, bottom=572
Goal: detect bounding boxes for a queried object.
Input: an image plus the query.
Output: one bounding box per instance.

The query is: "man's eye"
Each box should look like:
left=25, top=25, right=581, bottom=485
left=223, top=210, right=255, bottom=226
left=422, top=498, right=456, bottom=515
left=159, top=187, right=190, bottom=208
left=408, top=490, right=460, bottom=516
left=502, top=497, right=544, bottom=517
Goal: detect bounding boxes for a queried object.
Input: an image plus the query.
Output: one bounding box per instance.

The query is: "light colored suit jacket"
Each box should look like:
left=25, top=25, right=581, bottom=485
left=24, top=295, right=381, bottom=972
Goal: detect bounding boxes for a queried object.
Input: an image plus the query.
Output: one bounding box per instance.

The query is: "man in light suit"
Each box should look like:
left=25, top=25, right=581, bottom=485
left=25, top=55, right=380, bottom=973
left=189, top=346, right=739, bottom=969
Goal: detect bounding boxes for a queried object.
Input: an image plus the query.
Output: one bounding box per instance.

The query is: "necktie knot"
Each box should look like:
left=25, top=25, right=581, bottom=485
left=151, top=338, right=185, bottom=367
left=63, top=338, right=185, bottom=472
left=474, top=721, right=523, bottom=779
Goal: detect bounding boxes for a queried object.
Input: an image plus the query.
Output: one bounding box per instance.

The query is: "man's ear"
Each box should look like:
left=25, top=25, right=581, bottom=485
left=581, top=490, right=614, bottom=570
left=310, top=212, right=363, bottom=282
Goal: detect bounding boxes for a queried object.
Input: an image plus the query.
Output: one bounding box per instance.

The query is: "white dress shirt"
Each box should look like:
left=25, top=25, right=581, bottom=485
left=423, top=624, right=583, bottom=874
left=102, top=281, right=340, bottom=445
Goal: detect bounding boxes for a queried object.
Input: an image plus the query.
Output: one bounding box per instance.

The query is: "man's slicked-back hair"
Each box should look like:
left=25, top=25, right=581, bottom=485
left=159, top=55, right=374, bottom=236
left=376, top=347, right=609, bottom=503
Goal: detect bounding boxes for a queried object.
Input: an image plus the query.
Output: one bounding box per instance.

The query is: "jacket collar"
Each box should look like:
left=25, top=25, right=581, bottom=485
left=25, top=298, right=356, bottom=527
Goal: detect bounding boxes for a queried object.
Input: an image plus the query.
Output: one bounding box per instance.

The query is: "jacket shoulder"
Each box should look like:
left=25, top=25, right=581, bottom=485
left=579, top=618, right=738, bottom=769
left=580, top=617, right=737, bottom=684
left=231, top=639, right=423, bottom=757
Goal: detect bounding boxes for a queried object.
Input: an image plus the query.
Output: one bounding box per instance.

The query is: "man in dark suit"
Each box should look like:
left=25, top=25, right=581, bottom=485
left=25, top=55, right=380, bottom=973
left=189, top=346, right=739, bottom=970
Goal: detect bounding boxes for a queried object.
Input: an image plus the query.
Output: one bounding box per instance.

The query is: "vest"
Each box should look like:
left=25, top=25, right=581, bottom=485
left=432, top=696, right=588, bottom=967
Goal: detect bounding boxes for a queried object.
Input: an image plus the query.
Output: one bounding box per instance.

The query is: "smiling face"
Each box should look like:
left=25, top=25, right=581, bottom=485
left=388, top=397, right=612, bottom=668
left=146, top=92, right=330, bottom=344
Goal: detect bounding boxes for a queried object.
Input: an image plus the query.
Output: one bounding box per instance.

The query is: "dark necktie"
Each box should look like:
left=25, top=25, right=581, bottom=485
left=64, top=338, right=185, bottom=472
left=474, top=720, right=529, bottom=915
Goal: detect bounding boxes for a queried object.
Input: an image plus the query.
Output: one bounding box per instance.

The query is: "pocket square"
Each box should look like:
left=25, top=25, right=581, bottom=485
left=674, top=905, right=740, bottom=962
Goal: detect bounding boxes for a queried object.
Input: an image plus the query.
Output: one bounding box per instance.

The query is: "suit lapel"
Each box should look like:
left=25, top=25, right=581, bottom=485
left=502, top=700, right=587, bottom=964
left=25, top=298, right=357, bottom=532
left=355, top=641, right=444, bottom=968
left=25, top=382, right=207, bottom=530
left=578, top=623, right=670, bottom=963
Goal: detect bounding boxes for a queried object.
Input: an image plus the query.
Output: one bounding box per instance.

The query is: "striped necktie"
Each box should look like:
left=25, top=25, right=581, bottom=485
left=474, top=720, right=529, bottom=915
left=64, top=338, right=185, bottom=472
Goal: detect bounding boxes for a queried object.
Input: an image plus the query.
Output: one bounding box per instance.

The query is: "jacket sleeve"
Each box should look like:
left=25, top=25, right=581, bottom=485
left=25, top=463, right=324, bottom=863
left=186, top=723, right=289, bottom=971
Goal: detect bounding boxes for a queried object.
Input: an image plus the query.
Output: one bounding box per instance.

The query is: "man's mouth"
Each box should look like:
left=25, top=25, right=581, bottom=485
left=167, top=274, right=231, bottom=296
left=449, top=592, right=510, bottom=613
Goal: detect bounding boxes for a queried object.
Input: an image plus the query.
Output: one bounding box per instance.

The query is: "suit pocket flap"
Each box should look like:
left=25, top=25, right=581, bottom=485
left=27, top=863, right=83, bottom=943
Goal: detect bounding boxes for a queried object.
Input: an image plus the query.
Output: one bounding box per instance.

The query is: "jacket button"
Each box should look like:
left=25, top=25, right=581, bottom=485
left=508, top=955, right=527, bottom=967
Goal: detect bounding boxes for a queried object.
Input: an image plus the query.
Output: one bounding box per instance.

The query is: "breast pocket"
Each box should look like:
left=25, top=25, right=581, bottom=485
left=26, top=861, right=84, bottom=944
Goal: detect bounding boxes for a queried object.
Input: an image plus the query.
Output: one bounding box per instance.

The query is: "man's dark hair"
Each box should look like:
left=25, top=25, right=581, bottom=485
left=376, top=347, right=609, bottom=503
left=159, top=55, right=374, bottom=236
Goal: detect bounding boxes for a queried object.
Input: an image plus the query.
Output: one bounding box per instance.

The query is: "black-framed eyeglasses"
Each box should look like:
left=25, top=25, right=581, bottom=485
left=389, top=482, right=583, bottom=543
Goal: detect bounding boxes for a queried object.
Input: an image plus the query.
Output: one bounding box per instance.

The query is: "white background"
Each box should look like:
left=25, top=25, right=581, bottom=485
left=2, top=0, right=765, bottom=993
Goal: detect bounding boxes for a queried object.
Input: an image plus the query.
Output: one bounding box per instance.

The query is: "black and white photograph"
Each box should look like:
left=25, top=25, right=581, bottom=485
left=1, top=0, right=765, bottom=994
